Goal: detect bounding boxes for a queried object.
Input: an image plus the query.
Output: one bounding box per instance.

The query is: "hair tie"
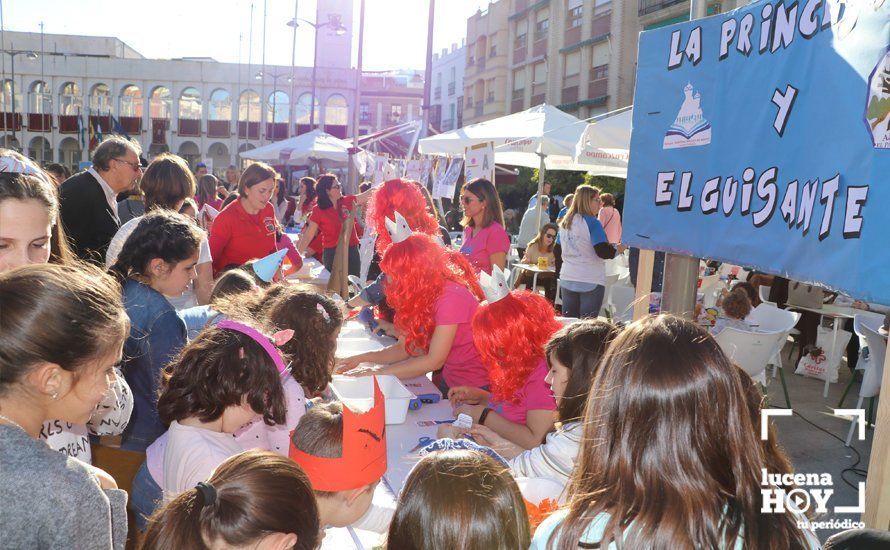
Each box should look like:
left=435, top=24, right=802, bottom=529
left=195, top=481, right=217, bottom=506
left=316, top=302, right=331, bottom=323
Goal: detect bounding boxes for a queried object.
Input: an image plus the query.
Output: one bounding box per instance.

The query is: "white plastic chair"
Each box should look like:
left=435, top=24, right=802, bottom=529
left=837, top=312, right=885, bottom=407
left=758, top=285, right=772, bottom=304
left=845, top=320, right=886, bottom=446
left=714, top=327, right=789, bottom=389
left=746, top=304, right=800, bottom=404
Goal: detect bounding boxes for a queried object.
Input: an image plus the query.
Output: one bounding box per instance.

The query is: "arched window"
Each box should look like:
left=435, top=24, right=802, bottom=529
left=267, top=91, right=290, bottom=123
left=0, top=79, right=19, bottom=112
left=58, top=82, right=81, bottom=116
left=120, top=85, right=143, bottom=117
left=238, top=90, right=260, bottom=122
left=150, top=86, right=172, bottom=119
left=209, top=88, right=232, bottom=121
left=325, top=94, right=348, bottom=126
left=29, top=81, right=51, bottom=114
left=90, top=83, right=111, bottom=114
left=179, top=87, right=202, bottom=120
left=294, top=93, right=318, bottom=126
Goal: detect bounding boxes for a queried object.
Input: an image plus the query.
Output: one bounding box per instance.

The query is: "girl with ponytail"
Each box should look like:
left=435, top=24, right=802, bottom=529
left=111, top=210, right=202, bottom=453
left=140, top=450, right=320, bottom=550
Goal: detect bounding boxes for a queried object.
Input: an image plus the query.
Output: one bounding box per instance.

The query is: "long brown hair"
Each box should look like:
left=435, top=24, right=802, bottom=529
left=552, top=315, right=810, bottom=550
left=387, top=449, right=531, bottom=549
left=544, top=318, right=618, bottom=424
left=140, top=450, right=319, bottom=550
left=0, top=263, right=128, bottom=396
left=264, top=288, right=344, bottom=394
left=460, top=178, right=505, bottom=229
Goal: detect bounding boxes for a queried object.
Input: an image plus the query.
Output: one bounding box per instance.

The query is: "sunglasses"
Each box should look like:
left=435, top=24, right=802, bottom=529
left=460, top=195, right=480, bottom=205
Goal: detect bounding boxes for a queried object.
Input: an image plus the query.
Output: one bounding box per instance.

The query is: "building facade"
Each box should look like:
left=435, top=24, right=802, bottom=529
left=429, top=42, right=465, bottom=132
left=0, top=11, right=424, bottom=172
left=462, top=0, right=641, bottom=125
left=358, top=70, right=424, bottom=135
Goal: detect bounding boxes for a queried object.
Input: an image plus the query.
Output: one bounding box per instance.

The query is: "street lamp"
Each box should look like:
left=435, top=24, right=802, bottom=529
left=256, top=70, right=292, bottom=141
left=287, top=13, right=347, bottom=129
left=1, top=49, right=39, bottom=151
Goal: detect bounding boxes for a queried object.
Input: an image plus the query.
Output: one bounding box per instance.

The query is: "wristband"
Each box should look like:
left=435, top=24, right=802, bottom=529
left=478, top=407, right=492, bottom=426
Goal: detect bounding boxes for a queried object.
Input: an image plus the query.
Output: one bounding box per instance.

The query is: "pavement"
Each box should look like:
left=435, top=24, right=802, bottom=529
left=765, top=342, right=875, bottom=542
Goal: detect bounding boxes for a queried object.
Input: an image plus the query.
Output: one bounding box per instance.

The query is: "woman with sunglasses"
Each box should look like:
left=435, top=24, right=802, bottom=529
left=297, top=173, right=373, bottom=276
left=514, top=222, right=559, bottom=302
left=459, top=178, right=510, bottom=275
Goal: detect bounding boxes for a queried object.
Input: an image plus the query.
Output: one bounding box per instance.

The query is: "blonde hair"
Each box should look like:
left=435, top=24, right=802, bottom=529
left=559, top=184, right=600, bottom=230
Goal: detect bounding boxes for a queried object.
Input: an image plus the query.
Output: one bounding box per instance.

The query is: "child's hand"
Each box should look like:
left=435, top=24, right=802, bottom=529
left=447, top=386, right=489, bottom=406
left=334, top=355, right=365, bottom=373
left=436, top=424, right=465, bottom=440
left=341, top=364, right=382, bottom=378
left=469, top=424, right=517, bottom=457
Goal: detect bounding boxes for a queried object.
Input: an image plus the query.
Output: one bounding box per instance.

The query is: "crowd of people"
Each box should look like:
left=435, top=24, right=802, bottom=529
left=0, top=141, right=882, bottom=549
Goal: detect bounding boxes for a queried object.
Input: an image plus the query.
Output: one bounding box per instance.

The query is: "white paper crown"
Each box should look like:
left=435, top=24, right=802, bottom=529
left=479, top=265, right=511, bottom=304
left=385, top=210, right=413, bottom=244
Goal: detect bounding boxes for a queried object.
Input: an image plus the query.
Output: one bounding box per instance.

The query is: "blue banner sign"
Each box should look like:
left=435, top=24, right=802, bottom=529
left=624, top=0, right=890, bottom=304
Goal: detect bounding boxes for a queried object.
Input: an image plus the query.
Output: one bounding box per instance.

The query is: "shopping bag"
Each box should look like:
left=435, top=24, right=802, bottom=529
left=794, top=326, right=852, bottom=383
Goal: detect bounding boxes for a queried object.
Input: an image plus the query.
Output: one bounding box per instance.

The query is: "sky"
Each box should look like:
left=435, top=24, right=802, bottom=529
left=2, top=0, right=490, bottom=71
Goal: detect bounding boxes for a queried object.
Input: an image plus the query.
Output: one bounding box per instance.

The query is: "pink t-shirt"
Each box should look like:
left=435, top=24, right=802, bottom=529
left=461, top=222, right=511, bottom=274
left=234, top=375, right=307, bottom=456
left=496, top=359, right=556, bottom=424
left=432, top=281, right=489, bottom=389
left=597, top=206, right=622, bottom=244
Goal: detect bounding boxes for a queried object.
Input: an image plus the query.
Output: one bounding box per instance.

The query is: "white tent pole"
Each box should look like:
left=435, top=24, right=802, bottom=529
left=534, top=152, right=546, bottom=231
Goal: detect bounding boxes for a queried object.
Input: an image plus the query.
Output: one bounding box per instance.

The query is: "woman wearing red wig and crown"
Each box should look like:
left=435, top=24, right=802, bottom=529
left=446, top=269, right=560, bottom=449
left=337, top=211, right=489, bottom=395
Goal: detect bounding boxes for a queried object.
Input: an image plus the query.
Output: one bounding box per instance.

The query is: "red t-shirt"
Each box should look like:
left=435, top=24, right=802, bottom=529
left=209, top=200, right=280, bottom=275
left=309, top=195, right=360, bottom=250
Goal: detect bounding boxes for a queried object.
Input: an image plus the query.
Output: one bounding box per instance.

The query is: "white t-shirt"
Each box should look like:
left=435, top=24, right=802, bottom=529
left=235, top=375, right=307, bottom=456
left=105, top=215, right=212, bottom=310
left=161, top=421, right=243, bottom=500
left=40, top=369, right=134, bottom=464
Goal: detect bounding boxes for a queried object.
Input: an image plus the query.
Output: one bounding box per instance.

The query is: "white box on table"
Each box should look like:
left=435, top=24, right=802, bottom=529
left=331, top=375, right=416, bottom=425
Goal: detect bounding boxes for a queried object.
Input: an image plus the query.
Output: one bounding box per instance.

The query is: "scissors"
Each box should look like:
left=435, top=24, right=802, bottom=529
left=409, top=436, right=434, bottom=453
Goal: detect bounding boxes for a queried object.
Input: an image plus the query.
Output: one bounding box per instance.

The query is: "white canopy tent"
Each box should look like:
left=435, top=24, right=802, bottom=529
left=570, top=107, right=632, bottom=178
left=239, top=129, right=356, bottom=165
left=417, top=104, right=589, bottom=169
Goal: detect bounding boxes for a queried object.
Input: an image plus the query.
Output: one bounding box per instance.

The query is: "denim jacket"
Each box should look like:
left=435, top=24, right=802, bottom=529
left=119, top=279, right=187, bottom=452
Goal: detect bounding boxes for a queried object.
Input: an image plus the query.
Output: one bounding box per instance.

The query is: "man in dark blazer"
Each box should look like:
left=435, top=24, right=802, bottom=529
left=59, top=136, right=143, bottom=264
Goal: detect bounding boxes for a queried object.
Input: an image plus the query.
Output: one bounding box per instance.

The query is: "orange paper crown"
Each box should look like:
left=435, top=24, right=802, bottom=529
left=289, top=378, right=387, bottom=492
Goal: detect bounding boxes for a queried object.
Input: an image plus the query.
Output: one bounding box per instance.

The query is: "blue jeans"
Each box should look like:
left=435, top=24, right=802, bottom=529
left=561, top=284, right=605, bottom=319
left=130, top=461, right=163, bottom=532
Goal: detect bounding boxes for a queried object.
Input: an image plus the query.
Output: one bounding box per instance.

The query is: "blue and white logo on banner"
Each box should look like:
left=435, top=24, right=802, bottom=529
left=624, top=0, right=890, bottom=304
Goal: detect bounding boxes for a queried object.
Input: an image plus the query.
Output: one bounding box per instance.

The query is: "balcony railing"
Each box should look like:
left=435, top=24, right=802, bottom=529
left=474, top=104, right=483, bottom=117
left=639, top=0, right=685, bottom=16
left=477, top=57, right=487, bottom=71
left=441, top=118, right=454, bottom=131
left=448, top=82, right=456, bottom=95
left=434, top=87, right=442, bottom=100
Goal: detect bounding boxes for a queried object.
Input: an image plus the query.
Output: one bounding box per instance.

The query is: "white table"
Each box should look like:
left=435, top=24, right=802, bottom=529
left=512, top=262, right=556, bottom=293
left=787, top=303, right=859, bottom=397
left=285, top=255, right=331, bottom=287
left=323, top=329, right=456, bottom=549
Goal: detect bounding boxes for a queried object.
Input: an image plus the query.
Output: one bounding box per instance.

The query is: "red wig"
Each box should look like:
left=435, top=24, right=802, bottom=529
left=380, top=233, right=482, bottom=355
left=367, top=179, right=440, bottom=255
left=472, top=291, right=561, bottom=403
